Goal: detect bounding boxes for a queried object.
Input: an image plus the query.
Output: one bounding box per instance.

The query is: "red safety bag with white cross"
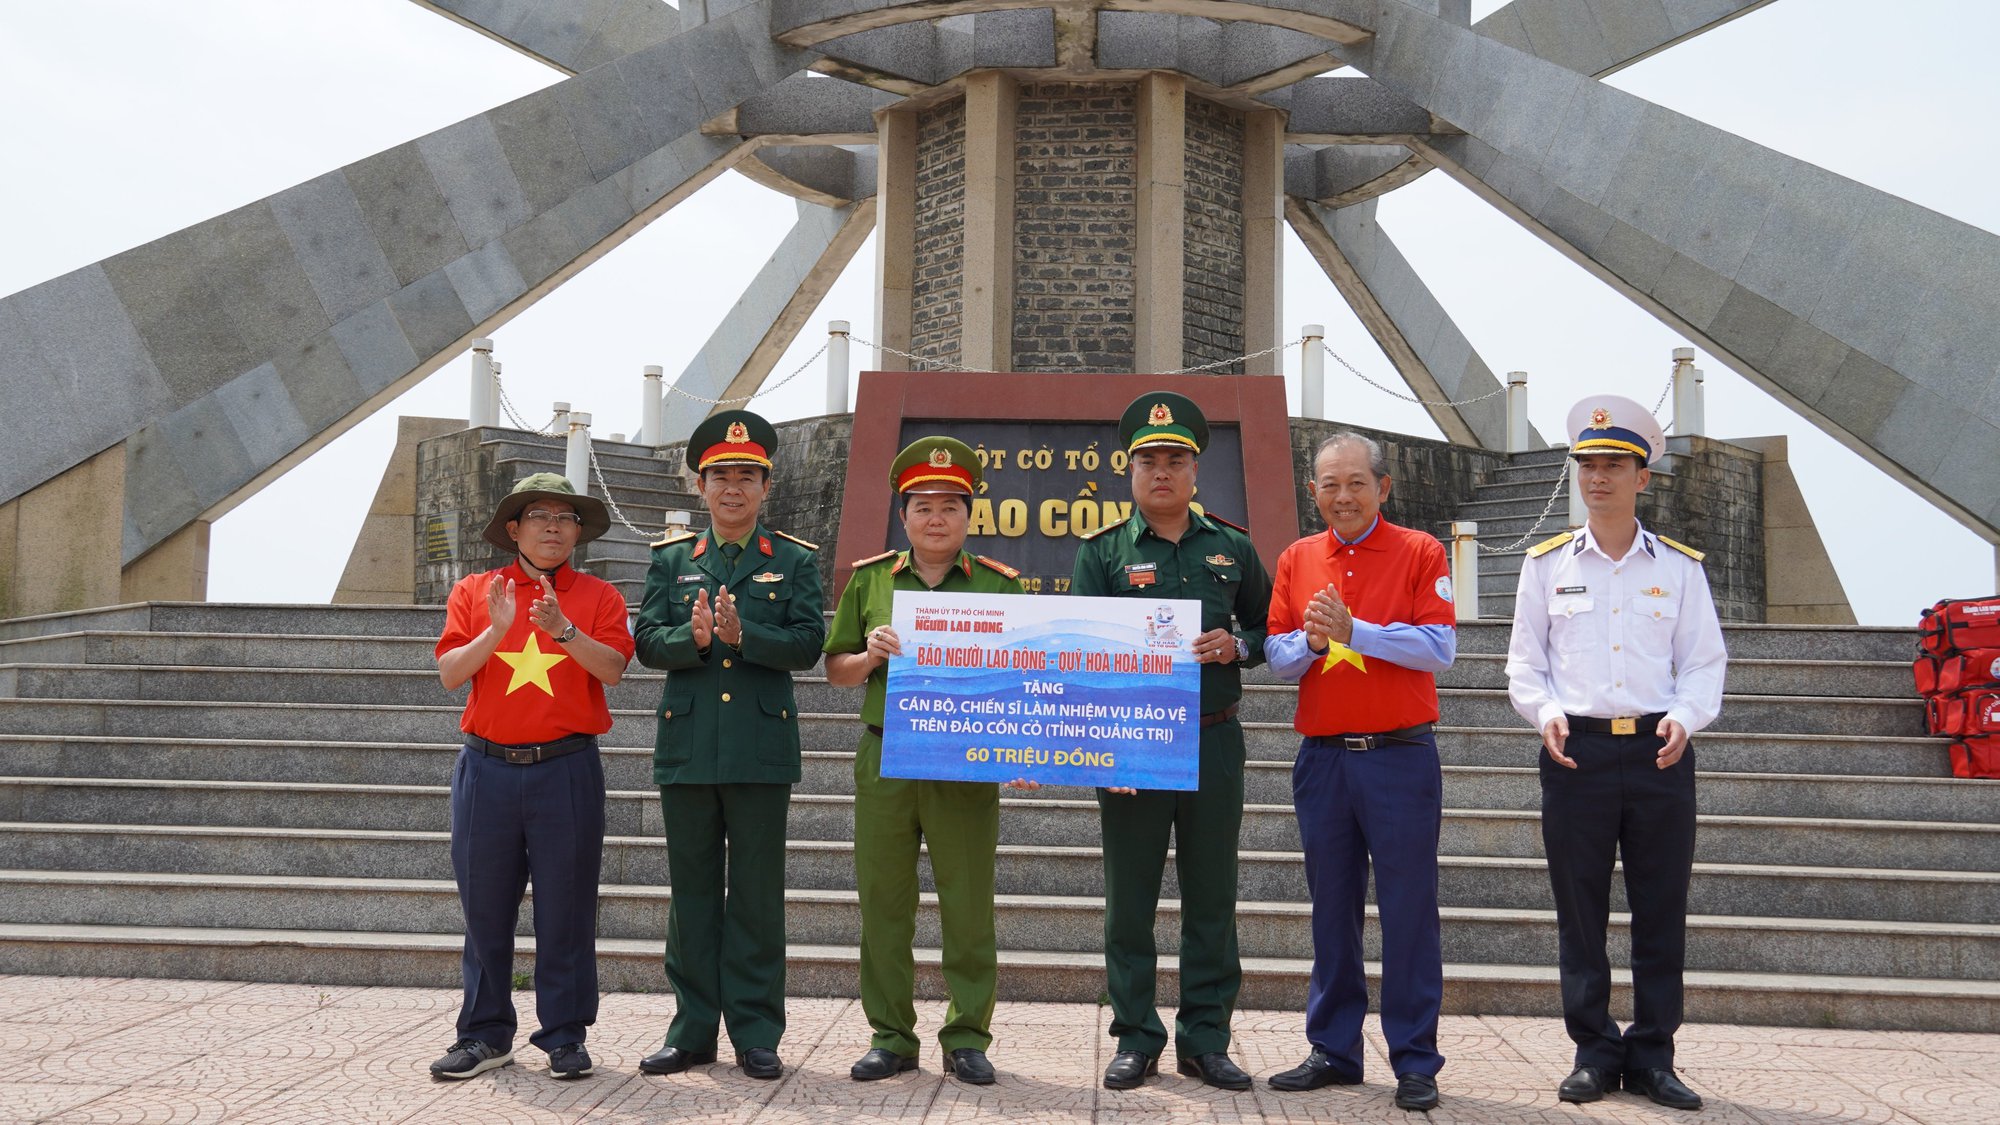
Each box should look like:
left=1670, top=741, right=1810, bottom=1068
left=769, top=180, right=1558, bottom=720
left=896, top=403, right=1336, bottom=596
left=1934, top=650, right=2000, bottom=696
left=1931, top=690, right=2000, bottom=738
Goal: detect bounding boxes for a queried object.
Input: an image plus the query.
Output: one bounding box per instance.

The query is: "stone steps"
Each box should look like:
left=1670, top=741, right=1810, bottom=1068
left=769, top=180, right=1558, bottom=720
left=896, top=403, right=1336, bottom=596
left=5, top=869, right=1992, bottom=982
left=2, top=822, right=1992, bottom=925
left=1, top=921, right=1990, bottom=1031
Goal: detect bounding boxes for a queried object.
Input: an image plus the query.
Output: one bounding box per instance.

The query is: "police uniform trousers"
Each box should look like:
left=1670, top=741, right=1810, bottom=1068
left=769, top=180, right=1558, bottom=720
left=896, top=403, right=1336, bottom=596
left=853, top=731, right=1001, bottom=1057
left=1539, top=726, right=1697, bottom=1073
left=450, top=741, right=606, bottom=1053
left=659, top=782, right=793, bottom=1052
left=1096, top=716, right=1244, bottom=1060
left=1292, top=730, right=1445, bottom=1080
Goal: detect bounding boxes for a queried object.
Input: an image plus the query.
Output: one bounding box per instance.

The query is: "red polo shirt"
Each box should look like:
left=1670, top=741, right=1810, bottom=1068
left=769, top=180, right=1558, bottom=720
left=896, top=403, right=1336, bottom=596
left=1268, top=517, right=1453, bottom=735
left=436, top=561, right=635, bottom=744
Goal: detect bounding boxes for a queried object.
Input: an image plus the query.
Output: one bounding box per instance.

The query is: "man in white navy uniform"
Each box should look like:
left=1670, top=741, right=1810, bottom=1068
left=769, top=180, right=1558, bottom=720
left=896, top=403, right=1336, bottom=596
left=1505, top=394, right=1726, bottom=1112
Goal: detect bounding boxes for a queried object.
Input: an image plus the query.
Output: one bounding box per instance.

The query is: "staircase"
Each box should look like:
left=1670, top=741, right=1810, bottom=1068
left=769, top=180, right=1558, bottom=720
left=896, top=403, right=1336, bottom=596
left=0, top=601, right=1993, bottom=1032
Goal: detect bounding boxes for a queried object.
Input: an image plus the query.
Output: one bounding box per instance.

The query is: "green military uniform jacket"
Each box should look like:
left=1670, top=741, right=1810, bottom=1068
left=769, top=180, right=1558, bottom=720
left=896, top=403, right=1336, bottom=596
left=635, top=524, right=827, bottom=785
left=1071, top=510, right=1271, bottom=710
left=824, top=549, right=1027, bottom=728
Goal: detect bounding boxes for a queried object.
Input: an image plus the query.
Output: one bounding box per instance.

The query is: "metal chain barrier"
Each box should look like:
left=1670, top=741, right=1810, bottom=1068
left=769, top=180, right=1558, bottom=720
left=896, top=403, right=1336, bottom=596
left=846, top=336, right=977, bottom=372
left=660, top=340, right=830, bottom=407
left=1477, top=458, right=1571, bottom=554
left=494, top=374, right=559, bottom=435
left=1167, top=338, right=1302, bottom=374
left=1320, top=342, right=1508, bottom=408
left=586, top=442, right=656, bottom=540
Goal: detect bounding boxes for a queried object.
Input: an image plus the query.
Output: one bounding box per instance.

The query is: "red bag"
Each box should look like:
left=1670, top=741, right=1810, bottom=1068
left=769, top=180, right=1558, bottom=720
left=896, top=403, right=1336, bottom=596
left=1916, top=656, right=1944, bottom=696
left=1937, top=650, right=2000, bottom=695
left=1931, top=690, right=2000, bottom=737
left=1949, top=734, right=2000, bottom=780
left=1919, top=595, right=2000, bottom=656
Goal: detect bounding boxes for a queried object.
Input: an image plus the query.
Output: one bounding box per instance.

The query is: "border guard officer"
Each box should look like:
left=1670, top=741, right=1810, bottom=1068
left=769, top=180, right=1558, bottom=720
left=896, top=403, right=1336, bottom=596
left=635, top=410, right=826, bottom=1081
left=823, top=436, right=1034, bottom=1086
left=1071, top=391, right=1272, bottom=1092
left=1506, top=395, right=1726, bottom=1112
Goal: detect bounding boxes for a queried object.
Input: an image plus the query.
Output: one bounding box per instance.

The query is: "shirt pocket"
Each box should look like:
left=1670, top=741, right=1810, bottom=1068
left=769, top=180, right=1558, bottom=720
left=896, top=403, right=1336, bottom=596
left=1547, top=594, right=1596, bottom=654
left=743, top=579, right=792, bottom=616
left=756, top=690, right=798, bottom=764
left=657, top=692, right=695, bottom=763
left=1629, top=595, right=1680, bottom=652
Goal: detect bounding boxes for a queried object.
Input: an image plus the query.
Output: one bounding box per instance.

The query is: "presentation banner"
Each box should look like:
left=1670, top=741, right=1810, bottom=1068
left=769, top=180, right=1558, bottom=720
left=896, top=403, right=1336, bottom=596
left=880, top=590, right=1202, bottom=790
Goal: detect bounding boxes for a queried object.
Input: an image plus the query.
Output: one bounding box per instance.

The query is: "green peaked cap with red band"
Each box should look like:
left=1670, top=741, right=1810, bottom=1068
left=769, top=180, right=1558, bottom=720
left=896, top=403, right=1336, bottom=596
left=687, top=409, right=777, bottom=473
left=1119, top=390, right=1207, bottom=455
left=889, top=435, right=981, bottom=495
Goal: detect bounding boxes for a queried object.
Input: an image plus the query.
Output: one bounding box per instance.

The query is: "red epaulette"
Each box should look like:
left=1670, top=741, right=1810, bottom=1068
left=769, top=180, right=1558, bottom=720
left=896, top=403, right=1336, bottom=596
left=975, top=555, right=1021, bottom=579
left=851, top=550, right=898, bottom=569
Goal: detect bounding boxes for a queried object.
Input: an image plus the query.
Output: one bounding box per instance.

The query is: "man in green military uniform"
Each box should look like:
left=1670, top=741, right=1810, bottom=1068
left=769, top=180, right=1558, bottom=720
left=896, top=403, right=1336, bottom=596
left=823, top=436, right=1033, bottom=1086
left=635, top=410, right=826, bottom=1081
left=1071, top=391, right=1273, bottom=1092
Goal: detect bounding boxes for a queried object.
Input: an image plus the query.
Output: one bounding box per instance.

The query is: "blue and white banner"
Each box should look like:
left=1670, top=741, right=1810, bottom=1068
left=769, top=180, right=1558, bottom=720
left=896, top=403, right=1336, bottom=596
left=881, top=590, right=1202, bottom=789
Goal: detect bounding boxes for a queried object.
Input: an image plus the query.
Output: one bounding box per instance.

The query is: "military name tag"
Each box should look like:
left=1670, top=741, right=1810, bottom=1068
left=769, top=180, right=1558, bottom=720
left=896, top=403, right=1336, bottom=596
left=677, top=574, right=706, bottom=584
left=1555, top=585, right=1587, bottom=595
left=1125, top=563, right=1156, bottom=588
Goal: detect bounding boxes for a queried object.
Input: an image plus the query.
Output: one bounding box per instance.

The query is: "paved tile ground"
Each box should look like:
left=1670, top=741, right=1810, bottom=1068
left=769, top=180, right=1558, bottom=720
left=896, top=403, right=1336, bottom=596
left=0, top=975, right=1994, bottom=1123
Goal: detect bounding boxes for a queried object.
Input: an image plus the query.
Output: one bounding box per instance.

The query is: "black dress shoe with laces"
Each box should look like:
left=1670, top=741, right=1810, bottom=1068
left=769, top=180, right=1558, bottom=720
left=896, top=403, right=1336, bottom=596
left=1101, top=1050, right=1158, bottom=1090
left=1624, top=1067, right=1703, bottom=1110
left=736, top=1047, right=783, bottom=1080
left=1176, top=1051, right=1252, bottom=1091
left=850, top=1048, right=917, bottom=1081
left=1557, top=1066, right=1618, bottom=1103
left=638, top=1043, right=716, bottom=1075
left=945, top=1048, right=996, bottom=1085
left=1267, top=1049, right=1361, bottom=1091
left=1394, top=1072, right=1440, bottom=1111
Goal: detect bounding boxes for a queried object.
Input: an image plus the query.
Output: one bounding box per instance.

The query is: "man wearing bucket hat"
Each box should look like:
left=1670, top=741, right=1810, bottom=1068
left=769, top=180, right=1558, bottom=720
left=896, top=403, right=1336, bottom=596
left=1506, top=395, right=1726, bottom=1111
left=1070, top=391, right=1272, bottom=1092
left=429, top=473, right=635, bottom=1082
left=635, top=410, right=825, bottom=1081
left=823, top=436, right=1032, bottom=1085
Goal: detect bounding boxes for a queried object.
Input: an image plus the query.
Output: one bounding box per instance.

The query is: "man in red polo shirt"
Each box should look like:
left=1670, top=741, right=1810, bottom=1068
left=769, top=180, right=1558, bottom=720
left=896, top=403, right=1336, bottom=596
left=1263, top=434, right=1456, bottom=1111
left=430, top=473, right=634, bottom=1082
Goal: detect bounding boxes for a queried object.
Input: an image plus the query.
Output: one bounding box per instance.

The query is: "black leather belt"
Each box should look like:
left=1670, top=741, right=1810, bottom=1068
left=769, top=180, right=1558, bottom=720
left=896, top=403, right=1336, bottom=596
left=1566, top=712, right=1668, bottom=736
left=866, top=724, right=884, bottom=737
left=467, top=733, right=595, bottom=764
left=1200, top=703, right=1240, bottom=728
left=1307, top=722, right=1434, bottom=751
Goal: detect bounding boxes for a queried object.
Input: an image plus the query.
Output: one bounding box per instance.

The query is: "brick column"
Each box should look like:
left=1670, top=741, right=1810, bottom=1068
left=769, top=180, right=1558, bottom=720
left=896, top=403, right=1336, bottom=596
left=1133, top=73, right=1187, bottom=374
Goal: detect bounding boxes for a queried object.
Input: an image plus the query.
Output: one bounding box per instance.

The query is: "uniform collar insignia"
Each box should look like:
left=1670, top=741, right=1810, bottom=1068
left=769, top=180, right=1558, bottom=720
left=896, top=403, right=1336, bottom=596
left=1643, top=533, right=1658, bottom=558
left=758, top=535, right=773, bottom=556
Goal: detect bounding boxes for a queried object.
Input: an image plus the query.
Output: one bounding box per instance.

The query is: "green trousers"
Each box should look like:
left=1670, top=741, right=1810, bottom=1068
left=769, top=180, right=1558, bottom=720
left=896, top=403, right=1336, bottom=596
left=854, top=732, right=1001, bottom=1056
left=1096, top=718, right=1245, bottom=1059
left=659, top=782, right=791, bottom=1051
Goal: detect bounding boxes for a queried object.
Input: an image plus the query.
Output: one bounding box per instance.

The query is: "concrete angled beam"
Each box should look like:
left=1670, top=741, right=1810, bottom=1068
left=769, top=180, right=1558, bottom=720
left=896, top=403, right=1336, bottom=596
left=1287, top=197, right=1537, bottom=451
left=407, top=0, right=682, bottom=75
left=1475, top=0, right=1779, bottom=79
left=704, top=73, right=900, bottom=143
left=771, top=0, right=1377, bottom=49
left=0, top=2, right=814, bottom=570
left=1096, top=12, right=1341, bottom=92
left=735, top=144, right=880, bottom=206
left=812, top=10, right=1055, bottom=87
left=660, top=200, right=877, bottom=443
left=1261, top=76, right=1440, bottom=141
left=1343, top=0, right=2000, bottom=539
left=1285, top=144, right=1432, bottom=206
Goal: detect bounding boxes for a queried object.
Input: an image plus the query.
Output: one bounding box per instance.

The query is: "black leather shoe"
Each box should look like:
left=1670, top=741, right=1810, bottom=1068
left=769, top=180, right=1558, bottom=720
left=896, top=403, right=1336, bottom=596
left=1624, top=1067, right=1702, bottom=1110
left=1102, top=1050, right=1158, bottom=1090
left=1176, top=1051, right=1252, bottom=1091
left=945, top=1048, right=995, bottom=1085
left=1267, top=1049, right=1361, bottom=1091
left=1394, top=1072, right=1440, bottom=1111
left=736, top=1047, right=782, bottom=1080
left=638, top=1043, right=716, bottom=1075
left=1557, top=1065, right=1617, bottom=1103
left=850, top=1048, right=916, bottom=1081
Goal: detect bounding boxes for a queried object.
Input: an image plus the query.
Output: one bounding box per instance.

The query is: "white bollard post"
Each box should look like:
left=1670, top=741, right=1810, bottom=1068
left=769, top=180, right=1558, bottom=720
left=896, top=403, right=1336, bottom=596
left=565, top=411, right=592, bottom=495
left=1671, top=347, right=1703, bottom=436
left=1506, top=371, right=1530, bottom=453
left=827, top=321, right=852, bottom=414
left=1567, top=456, right=1587, bottom=529
left=641, top=366, right=664, bottom=446
left=1301, top=324, right=1326, bottom=419
left=470, top=339, right=497, bottom=428
left=1450, top=522, right=1481, bottom=622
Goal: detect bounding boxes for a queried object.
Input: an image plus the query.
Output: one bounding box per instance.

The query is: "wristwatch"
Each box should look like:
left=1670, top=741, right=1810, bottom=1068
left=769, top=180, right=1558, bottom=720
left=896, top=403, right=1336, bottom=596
left=1233, top=636, right=1248, bottom=663
left=555, top=623, right=578, bottom=644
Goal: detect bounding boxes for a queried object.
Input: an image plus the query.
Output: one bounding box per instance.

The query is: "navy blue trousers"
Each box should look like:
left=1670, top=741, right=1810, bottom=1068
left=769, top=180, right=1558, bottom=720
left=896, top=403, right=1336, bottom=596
left=449, top=742, right=606, bottom=1053
left=1539, top=729, right=1696, bottom=1073
left=1292, top=732, right=1445, bottom=1080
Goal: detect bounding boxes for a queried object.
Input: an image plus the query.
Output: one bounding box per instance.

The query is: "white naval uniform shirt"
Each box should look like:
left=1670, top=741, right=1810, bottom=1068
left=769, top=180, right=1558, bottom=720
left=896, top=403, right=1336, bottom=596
left=1505, top=519, right=1727, bottom=736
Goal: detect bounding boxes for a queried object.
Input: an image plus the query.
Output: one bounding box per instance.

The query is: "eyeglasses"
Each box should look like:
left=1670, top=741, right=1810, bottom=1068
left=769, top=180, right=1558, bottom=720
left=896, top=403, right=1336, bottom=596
left=521, top=510, right=584, bottom=527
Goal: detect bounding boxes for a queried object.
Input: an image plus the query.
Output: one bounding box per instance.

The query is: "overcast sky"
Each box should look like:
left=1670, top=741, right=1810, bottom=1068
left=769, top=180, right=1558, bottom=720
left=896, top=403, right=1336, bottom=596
left=1, top=1, right=1994, bottom=624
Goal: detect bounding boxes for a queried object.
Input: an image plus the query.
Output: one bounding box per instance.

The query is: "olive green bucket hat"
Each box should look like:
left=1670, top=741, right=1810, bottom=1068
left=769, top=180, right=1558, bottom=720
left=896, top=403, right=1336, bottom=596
left=481, top=472, right=612, bottom=552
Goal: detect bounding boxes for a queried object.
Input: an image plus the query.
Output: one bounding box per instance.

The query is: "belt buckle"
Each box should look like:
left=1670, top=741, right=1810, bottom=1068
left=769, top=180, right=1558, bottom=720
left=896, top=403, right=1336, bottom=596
left=505, top=746, right=540, bottom=764
left=1610, top=717, right=1637, bottom=736
left=1342, top=736, right=1372, bottom=752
